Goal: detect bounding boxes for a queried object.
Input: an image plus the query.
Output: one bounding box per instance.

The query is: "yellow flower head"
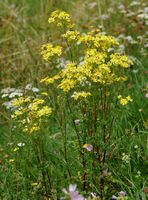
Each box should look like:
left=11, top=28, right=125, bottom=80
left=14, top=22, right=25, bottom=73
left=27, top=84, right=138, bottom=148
left=72, top=91, right=91, bottom=101
left=31, top=182, right=38, bottom=186
left=63, top=30, right=80, bottom=42
left=41, top=43, right=62, bottom=62
left=40, top=75, right=60, bottom=85
left=80, top=31, right=118, bottom=51
left=126, top=95, right=133, bottom=102
left=109, top=53, right=133, bottom=68
left=48, top=10, right=74, bottom=29
left=120, top=98, right=128, bottom=106
left=118, top=95, right=133, bottom=106
left=9, top=159, right=15, bottom=163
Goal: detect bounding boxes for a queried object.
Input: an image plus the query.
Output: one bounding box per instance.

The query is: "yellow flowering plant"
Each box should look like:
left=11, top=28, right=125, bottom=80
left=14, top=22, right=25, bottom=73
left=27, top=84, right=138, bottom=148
left=39, top=10, right=133, bottom=199
left=11, top=97, right=52, bottom=134
left=11, top=94, right=52, bottom=197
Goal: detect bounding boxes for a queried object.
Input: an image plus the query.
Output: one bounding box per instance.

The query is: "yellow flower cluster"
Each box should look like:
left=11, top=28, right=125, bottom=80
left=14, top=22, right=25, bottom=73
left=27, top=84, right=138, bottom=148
left=109, top=53, right=133, bottom=68
left=118, top=95, right=133, bottom=106
left=40, top=74, right=60, bottom=85
left=40, top=10, right=133, bottom=101
left=80, top=30, right=119, bottom=51
left=48, top=10, right=74, bottom=28
left=84, top=49, right=106, bottom=65
left=58, top=63, right=85, bottom=92
left=41, top=43, right=62, bottom=62
left=72, top=91, right=91, bottom=101
left=12, top=97, right=31, bottom=106
left=11, top=97, right=52, bottom=134
left=63, top=30, right=80, bottom=42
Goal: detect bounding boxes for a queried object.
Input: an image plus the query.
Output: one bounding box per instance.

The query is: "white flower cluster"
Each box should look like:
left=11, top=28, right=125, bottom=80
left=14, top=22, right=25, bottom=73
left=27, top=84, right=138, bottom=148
left=1, top=84, right=39, bottom=109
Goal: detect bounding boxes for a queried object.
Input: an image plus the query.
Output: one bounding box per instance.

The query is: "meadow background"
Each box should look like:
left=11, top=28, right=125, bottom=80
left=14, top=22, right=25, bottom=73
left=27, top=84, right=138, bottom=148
left=0, top=0, right=148, bottom=199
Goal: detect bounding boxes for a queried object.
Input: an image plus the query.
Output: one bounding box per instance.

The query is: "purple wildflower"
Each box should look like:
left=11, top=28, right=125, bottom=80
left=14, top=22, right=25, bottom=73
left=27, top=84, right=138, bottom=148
left=111, top=195, right=118, bottom=200
left=119, top=191, right=126, bottom=197
left=83, top=144, right=93, bottom=151
left=91, top=192, right=97, bottom=198
left=62, top=184, right=84, bottom=200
